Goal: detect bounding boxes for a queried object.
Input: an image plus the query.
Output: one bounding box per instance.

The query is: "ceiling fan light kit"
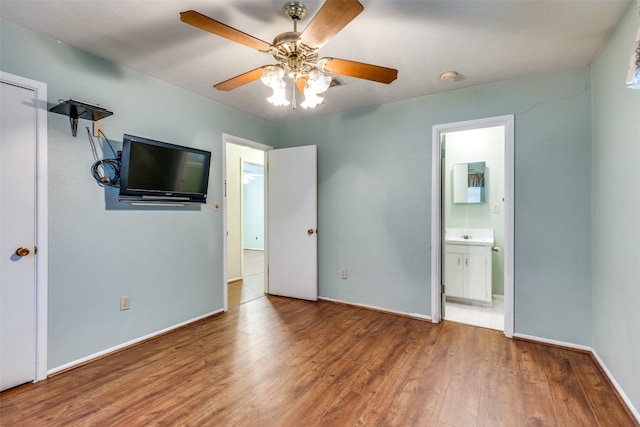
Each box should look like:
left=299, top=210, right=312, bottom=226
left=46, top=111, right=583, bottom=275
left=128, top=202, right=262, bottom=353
left=180, top=0, right=398, bottom=111
left=261, top=65, right=289, bottom=106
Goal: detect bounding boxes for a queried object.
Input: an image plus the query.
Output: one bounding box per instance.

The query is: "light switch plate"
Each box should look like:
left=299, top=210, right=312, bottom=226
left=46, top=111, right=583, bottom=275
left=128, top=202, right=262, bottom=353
left=120, top=295, right=131, bottom=311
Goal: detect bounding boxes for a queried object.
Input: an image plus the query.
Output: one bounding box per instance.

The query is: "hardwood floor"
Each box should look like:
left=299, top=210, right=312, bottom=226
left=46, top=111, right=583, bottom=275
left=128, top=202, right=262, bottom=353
left=1, top=296, right=636, bottom=426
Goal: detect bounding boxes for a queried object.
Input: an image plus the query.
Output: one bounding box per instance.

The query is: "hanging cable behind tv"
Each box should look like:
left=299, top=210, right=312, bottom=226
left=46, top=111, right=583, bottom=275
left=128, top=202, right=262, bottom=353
left=86, top=127, right=121, bottom=188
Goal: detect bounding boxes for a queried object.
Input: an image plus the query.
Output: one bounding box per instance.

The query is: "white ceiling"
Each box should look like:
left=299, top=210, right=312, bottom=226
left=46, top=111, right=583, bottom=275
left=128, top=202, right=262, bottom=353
left=0, top=0, right=630, bottom=123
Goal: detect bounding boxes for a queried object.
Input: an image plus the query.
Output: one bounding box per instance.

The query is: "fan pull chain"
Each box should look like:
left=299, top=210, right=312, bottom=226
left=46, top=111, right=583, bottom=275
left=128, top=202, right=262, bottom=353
left=291, top=77, right=297, bottom=109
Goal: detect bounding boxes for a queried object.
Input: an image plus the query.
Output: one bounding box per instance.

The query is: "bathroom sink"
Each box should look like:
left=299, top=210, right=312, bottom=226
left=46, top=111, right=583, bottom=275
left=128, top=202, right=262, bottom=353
left=445, top=228, right=494, bottom=246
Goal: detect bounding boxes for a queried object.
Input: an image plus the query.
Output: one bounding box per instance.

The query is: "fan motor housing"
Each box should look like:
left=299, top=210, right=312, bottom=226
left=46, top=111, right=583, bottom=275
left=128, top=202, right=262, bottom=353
left=273, top=31, right=300, bottom=53
left=272, top=31, right=318, bottom=75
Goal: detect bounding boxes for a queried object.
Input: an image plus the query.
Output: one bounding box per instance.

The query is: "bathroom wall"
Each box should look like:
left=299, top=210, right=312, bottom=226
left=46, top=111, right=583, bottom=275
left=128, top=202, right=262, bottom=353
left=444, top=126, right=505, bottom=296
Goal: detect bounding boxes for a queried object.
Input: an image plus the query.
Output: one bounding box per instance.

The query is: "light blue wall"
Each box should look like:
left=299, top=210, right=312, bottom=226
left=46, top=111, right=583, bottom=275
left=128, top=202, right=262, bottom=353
left=276, top=66, right=593, bottom=344
left=1, top=20, right=276, bottom=369
left=592, top=3, right=640, bottom=414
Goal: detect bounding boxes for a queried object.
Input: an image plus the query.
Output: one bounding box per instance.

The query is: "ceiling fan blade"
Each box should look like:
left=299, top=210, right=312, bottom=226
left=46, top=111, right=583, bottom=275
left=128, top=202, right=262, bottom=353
left=214, top=67, right=265, bottom=91
left=180, top=10, right=272, bottom=52
left=299, top=0, right=364, bottom=49
left=322, top=58, right=398, bottom=84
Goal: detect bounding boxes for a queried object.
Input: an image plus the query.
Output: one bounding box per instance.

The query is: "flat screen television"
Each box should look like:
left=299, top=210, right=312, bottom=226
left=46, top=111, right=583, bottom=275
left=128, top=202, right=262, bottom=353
left=119, top=134, right=211, bottom=204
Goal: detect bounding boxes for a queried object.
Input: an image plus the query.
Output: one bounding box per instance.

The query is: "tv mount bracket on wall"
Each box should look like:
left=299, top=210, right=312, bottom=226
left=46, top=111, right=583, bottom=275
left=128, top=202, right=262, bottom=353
left=49, top=99, right=113, bottom=137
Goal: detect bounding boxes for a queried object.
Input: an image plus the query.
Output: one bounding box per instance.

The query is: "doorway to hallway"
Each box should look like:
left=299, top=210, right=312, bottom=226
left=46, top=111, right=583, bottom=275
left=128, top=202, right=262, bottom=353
left=224, top=138, right=268, bottom=309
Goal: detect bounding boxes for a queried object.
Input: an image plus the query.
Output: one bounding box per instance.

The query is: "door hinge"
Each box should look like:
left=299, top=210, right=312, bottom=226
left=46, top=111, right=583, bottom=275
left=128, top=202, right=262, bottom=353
left=224, top=179, right=227, bottom=197
left=441, top=283, right=445, bottom=293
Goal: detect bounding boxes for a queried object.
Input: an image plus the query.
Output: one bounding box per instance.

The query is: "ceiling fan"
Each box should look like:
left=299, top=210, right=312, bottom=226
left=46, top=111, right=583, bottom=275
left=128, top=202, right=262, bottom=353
left=180, top=0, right=398, bottom=109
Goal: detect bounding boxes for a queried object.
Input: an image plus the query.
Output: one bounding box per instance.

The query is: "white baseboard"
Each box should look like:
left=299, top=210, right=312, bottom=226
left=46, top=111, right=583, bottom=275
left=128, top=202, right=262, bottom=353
left=319, top=296, right=432, bottom=321
left=591, top=349, right=640, bottom=423
left=514, top=333, right=640, bottom=423
left=513, top=333, right=592, bottom=352
left=48, top=308, right=225, bottom=376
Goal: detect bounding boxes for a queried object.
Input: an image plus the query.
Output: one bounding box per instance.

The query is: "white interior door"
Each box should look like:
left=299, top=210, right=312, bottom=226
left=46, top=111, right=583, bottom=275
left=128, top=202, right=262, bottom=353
left=267, top=145, right=317, bottom=301
left=1, top=80, right=38, bottom=390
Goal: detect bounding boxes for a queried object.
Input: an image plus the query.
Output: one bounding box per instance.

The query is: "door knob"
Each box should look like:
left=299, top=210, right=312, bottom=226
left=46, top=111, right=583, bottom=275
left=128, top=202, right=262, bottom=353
left=15, top=247, right=30, bottom=257
left=307, top=229, right=314, bottom=235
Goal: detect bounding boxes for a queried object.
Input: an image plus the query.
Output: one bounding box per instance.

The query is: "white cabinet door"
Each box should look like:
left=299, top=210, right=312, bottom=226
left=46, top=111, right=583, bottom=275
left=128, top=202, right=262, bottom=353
left=444, top=248, right=464, bottom=298
left=466, top=248, right=490, bottom=302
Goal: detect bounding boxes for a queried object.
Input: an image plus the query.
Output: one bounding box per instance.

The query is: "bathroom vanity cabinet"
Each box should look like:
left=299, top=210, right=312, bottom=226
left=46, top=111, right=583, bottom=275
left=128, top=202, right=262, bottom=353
left=444, top=243, right=492, bottom=305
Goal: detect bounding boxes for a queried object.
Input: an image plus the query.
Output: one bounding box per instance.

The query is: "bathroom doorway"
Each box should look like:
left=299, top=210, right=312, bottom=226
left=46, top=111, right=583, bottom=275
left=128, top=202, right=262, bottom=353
left=431, top=116, right=514, bottom=337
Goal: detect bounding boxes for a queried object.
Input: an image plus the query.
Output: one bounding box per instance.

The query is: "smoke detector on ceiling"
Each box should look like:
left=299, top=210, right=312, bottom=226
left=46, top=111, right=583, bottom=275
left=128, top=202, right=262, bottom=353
left=439, top=71, right=460, bottom=83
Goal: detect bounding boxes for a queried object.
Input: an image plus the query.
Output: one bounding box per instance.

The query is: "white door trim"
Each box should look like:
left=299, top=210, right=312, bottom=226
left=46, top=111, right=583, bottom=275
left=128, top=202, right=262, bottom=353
left=431, top=115, right=514, bottom=338
left=221, top=133, right=272, bottom=312
left=1, top=71, right=48, bottom=380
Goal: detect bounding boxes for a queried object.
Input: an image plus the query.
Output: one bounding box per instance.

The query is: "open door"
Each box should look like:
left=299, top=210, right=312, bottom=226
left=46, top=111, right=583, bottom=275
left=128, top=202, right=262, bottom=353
left=267, top=145, right=318, bottom=301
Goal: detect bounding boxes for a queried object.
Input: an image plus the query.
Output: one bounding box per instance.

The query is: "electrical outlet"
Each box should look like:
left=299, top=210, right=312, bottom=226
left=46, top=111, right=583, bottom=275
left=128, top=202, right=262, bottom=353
left=340, top=269, right=347, bottom=279
left=120, top=295, right=131, bottom=311
left=93, top=122, right=104, bottom=137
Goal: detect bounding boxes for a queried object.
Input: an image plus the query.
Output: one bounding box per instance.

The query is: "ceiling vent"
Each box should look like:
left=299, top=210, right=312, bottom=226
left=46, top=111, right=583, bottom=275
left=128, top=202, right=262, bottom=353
left=329, top=77, right=345, bottom=88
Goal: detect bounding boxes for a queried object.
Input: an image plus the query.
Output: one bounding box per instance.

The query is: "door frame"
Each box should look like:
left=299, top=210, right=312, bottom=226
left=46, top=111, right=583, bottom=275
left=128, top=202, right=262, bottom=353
left=430, top=115, right=514, bottom=337
left=221, top=133, right=272, bottom=311
left=1, top=71, right=48, bottom=381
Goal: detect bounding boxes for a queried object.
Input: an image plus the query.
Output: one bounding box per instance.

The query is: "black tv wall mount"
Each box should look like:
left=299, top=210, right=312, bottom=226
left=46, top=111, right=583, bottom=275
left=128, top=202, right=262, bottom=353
left=49, top=99, right=113, bottom=137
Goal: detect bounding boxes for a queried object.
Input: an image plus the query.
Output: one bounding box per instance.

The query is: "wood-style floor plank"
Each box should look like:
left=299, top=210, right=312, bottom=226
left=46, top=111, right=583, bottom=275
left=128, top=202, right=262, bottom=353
left=539, top=345, right=601, bottom=426
left=514, top=340, right=559, bottom=426
left=1, top=295, right=637, bottom=427
left=567, top=351, right=637, bottom=426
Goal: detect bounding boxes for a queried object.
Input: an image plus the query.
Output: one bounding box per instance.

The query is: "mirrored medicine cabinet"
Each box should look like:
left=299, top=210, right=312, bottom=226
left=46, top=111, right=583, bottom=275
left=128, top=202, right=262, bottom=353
left=453, top=161, right=486, bottom=203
